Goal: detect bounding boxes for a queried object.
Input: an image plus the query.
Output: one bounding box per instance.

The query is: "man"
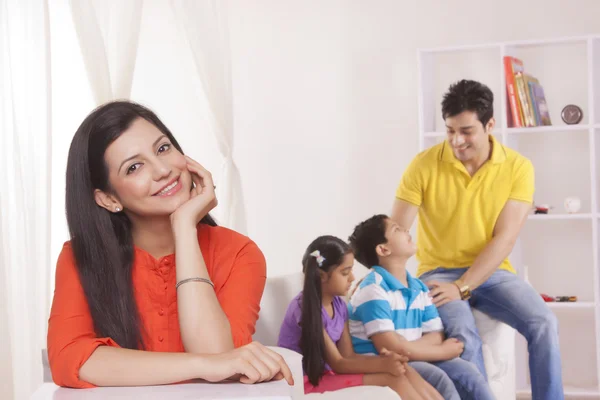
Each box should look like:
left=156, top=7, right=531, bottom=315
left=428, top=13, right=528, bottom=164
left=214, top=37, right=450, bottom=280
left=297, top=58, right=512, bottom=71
left=393, top=79, right=563, bottom=400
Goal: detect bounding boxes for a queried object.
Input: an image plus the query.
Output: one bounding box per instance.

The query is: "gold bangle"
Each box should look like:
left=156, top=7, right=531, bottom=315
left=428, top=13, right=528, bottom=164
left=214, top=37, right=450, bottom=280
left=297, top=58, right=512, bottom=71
left=176, top=277, right=215, bottom=290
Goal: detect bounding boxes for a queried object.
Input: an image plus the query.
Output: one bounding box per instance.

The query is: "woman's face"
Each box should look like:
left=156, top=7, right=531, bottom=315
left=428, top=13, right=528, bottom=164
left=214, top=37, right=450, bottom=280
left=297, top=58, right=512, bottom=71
left=94, top=118, right=192, bottom=217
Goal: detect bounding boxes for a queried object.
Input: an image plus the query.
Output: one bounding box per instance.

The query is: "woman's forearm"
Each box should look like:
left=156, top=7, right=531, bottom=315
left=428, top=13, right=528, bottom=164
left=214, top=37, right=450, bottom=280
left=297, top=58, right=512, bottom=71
left=79, top=346, right=206, bottom=386
left=174, top=226, right=233, bottom=353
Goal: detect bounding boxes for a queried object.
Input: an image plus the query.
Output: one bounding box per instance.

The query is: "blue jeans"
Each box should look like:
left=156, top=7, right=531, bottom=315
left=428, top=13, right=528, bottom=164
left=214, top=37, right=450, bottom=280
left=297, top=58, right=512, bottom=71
left=419, top=267, right=564, bottom=400
left=410, top=358, right=493, bottom=400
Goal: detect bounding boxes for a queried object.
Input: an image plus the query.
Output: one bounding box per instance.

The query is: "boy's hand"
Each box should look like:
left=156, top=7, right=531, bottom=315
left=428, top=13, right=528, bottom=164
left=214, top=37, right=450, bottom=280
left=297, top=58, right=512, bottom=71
left=441, top=338, right=464, bottom=359
left=380, top=347, right=409, bottom=363
left=378, top=348, right=406, bottom=376
left=427, top=281, right=461, bottom=307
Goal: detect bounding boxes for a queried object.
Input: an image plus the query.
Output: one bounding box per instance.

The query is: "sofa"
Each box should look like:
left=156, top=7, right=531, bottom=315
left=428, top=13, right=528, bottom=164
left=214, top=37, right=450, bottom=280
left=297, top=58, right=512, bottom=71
left=40, top=272, right=516, bottom=399
left=253, top=272, right=517, bottom=399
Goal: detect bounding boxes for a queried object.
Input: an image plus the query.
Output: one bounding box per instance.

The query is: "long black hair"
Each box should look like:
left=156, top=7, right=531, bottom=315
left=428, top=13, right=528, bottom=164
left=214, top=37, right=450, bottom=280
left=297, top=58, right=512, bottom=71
left=65, top=100, right=217, bottom=349
left=300, top=235, right=351, bottom=386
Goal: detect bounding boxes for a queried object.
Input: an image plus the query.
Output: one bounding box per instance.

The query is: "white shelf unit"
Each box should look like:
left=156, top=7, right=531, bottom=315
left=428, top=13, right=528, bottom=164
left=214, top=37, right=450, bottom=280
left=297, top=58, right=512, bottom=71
left=418, top=35, right=600, bottom=398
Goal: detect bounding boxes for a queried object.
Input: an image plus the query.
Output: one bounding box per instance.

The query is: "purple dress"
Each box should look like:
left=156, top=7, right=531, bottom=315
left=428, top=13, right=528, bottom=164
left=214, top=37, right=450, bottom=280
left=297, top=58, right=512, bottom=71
left=277, top=292, right=348, bottom=371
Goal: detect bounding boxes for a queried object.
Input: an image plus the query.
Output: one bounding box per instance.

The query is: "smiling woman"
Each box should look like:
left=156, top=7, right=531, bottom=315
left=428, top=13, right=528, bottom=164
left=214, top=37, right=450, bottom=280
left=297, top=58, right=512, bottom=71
left=46, top=101, right=293, bottom=389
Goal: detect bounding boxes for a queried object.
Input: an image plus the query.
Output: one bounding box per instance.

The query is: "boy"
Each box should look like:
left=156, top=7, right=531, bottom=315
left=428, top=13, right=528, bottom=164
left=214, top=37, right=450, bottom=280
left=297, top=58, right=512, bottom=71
left=347, top=214, right=493, bottom=400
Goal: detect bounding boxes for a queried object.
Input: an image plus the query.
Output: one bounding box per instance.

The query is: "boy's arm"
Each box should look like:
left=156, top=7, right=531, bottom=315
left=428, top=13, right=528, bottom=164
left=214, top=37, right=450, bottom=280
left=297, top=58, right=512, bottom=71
left=323, top=329, right=403, bottom=375
left=415, top=286, right=444, bottom=346
left=337, top=320, right=408, bottom=361
left=412, top=331, right=444, bottom=346
left=370, top=331, right=455, bottom=362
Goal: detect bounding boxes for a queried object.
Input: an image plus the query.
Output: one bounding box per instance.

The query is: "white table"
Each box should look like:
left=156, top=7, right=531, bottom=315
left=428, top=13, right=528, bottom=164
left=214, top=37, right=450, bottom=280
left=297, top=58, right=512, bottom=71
left=31, top=380, right=293, bottom=400
left=35, top=347, right=303, bottom=400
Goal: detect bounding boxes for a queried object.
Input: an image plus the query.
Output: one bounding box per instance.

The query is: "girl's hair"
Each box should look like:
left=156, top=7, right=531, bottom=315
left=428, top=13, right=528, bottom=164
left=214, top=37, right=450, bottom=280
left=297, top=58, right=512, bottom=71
left=65, top=100, right=217, bottom=349
left=300, top=235, right=351, bottom=386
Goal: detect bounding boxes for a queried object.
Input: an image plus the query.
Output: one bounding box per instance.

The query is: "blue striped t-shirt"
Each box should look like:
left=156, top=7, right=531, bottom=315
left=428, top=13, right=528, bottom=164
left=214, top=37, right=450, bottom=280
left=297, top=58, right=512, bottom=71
left=348, top=266, right=443, bottom=355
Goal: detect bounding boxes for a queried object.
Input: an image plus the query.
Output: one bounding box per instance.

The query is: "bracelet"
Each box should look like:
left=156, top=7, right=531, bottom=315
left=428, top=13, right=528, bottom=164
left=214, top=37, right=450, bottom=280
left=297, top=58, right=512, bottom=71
left=454, top=279, right=472, bottom=300
left=175, top=277, right=215, bottom=290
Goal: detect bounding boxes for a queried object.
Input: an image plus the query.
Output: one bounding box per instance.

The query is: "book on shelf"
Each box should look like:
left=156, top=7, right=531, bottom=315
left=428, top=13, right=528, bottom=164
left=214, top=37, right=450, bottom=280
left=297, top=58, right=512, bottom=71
left=526, top=77, right=541, bottom=126
left=503, top=56, right=551, bottom=127
left=515, top=72, right=536, bottom=127
left=504, top=56, right=524, bottom=127
left=531, top=80, right=551, bottom=125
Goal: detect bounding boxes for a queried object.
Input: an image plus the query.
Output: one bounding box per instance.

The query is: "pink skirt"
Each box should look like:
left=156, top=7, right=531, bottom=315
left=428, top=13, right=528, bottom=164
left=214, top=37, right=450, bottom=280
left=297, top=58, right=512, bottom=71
left=303, top=370, right=364, bottom=394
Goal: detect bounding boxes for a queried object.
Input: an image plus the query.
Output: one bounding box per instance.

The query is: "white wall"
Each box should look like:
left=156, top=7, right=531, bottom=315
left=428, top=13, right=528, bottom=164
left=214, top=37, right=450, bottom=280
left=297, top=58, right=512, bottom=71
left=49, top=0, right=600, bottom=283
left=227, top=0, right=600, bottom=279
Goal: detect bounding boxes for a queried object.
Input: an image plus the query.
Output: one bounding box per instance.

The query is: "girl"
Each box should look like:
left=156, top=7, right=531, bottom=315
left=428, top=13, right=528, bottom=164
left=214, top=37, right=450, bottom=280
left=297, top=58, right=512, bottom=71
left=277, top=236, right=442, bottom=399
left=47, top=101, right=292, bottom=388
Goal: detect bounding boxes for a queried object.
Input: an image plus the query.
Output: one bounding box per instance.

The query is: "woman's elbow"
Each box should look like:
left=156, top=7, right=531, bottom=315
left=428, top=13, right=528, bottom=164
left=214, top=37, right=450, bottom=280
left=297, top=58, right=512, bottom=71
left=49, top=353, right=85, bottom=388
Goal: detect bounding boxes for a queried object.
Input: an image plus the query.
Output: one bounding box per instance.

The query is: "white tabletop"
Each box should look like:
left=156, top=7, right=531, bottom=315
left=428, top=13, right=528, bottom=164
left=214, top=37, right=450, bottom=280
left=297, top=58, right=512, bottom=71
left=31, top=380, right=293, bottom=400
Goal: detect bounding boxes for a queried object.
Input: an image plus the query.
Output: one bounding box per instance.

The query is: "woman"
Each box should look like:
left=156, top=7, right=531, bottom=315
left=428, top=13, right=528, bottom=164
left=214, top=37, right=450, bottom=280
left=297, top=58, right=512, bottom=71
left=47, top=101, right=292, bottom=388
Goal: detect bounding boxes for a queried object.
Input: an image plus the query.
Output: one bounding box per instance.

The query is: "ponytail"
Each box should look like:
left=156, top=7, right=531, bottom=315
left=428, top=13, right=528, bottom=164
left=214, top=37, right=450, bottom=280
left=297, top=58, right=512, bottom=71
left=298, top=235, right=351, bottom=386
left=300, top=257, right=326, bottom=386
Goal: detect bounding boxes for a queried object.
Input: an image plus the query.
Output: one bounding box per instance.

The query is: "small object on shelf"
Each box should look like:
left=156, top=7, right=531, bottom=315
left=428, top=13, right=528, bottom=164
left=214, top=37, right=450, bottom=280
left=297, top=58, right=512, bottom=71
left=540, top=293, right=578, bottom=302
left=564, top=197, right=581, bottom=213
left=561, top=104, right=583, bottom=125
left=533, top=204, right=552, bottom=214
left=540, top=293, right=555, bottom=302
left=555, top=296, right=578, bottom=302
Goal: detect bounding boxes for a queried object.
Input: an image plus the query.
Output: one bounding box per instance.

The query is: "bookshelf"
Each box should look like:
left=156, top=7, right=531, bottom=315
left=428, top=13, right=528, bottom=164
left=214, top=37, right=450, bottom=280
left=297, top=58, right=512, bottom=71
left=418, top=35, right=600, bottom=398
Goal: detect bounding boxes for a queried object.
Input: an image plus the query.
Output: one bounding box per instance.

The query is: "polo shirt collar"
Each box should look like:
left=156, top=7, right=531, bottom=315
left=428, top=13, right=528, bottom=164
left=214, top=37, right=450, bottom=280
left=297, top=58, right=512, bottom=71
left=440, top=134, right=506, bottom=165
left=372, top=266, right=418, bottom=292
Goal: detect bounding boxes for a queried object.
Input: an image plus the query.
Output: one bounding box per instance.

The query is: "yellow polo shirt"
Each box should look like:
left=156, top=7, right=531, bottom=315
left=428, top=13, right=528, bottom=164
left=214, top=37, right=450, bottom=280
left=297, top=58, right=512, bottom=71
left=396, top=134, right=534, bottom=276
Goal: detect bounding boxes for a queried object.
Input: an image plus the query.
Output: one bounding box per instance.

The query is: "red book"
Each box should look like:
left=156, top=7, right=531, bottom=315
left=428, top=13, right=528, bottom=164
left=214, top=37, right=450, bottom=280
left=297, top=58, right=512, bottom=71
left=504, top=56, right=524, bottom=128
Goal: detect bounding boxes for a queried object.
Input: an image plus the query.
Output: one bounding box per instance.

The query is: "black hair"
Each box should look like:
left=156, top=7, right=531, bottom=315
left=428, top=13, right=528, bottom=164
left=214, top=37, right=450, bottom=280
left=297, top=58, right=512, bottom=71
left=300, top=235, right=351, bottom=386
left=348, top=214, right=388, bottom=268
left=441, top=79, right=494, bottom=127
left=65, top=100, right=217, bottom=349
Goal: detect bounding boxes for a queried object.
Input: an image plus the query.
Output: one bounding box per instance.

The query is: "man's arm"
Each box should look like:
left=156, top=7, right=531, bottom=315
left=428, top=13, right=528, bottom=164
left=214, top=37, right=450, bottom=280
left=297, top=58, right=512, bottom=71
left=460, top=199, right=530, bottom=289
left=391, top=199, right=419, bottom=230
left=428, top=199, right=531, bottom=306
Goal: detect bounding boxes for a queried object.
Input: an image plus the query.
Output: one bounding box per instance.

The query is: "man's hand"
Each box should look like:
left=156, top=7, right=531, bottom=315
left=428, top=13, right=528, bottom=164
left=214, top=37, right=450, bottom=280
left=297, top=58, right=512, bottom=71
left=427, top=281, right=461, bottom=307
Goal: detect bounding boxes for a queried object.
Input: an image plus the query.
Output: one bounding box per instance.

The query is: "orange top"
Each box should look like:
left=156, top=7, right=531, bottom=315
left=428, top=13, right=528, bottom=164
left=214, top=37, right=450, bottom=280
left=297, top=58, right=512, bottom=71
left=47, top=224, right=266, bottom=388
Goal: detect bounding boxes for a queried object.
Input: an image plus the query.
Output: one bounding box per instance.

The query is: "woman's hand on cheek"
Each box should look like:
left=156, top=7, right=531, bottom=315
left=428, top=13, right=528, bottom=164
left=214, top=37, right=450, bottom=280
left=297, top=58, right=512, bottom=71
left=169, top=156, right=218, bottom=231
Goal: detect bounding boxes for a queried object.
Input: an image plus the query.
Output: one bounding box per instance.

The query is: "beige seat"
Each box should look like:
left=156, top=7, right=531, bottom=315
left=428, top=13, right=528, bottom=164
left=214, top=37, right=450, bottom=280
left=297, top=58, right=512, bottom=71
left=254, top=272, right=516, bottom=399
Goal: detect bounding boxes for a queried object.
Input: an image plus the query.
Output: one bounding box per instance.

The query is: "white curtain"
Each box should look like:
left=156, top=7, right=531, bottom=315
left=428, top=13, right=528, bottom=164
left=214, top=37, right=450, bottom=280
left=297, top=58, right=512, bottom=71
left=171, top=0, right=247, bottom=233
left=0, top=0, right=52, bottom=398
left=69, top=0, right=143, bottom=103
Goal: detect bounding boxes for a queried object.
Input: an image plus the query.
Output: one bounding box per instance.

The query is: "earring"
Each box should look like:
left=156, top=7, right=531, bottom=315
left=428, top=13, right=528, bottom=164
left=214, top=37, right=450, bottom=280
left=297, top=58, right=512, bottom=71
left=115, top=207, right=121, bottom=212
